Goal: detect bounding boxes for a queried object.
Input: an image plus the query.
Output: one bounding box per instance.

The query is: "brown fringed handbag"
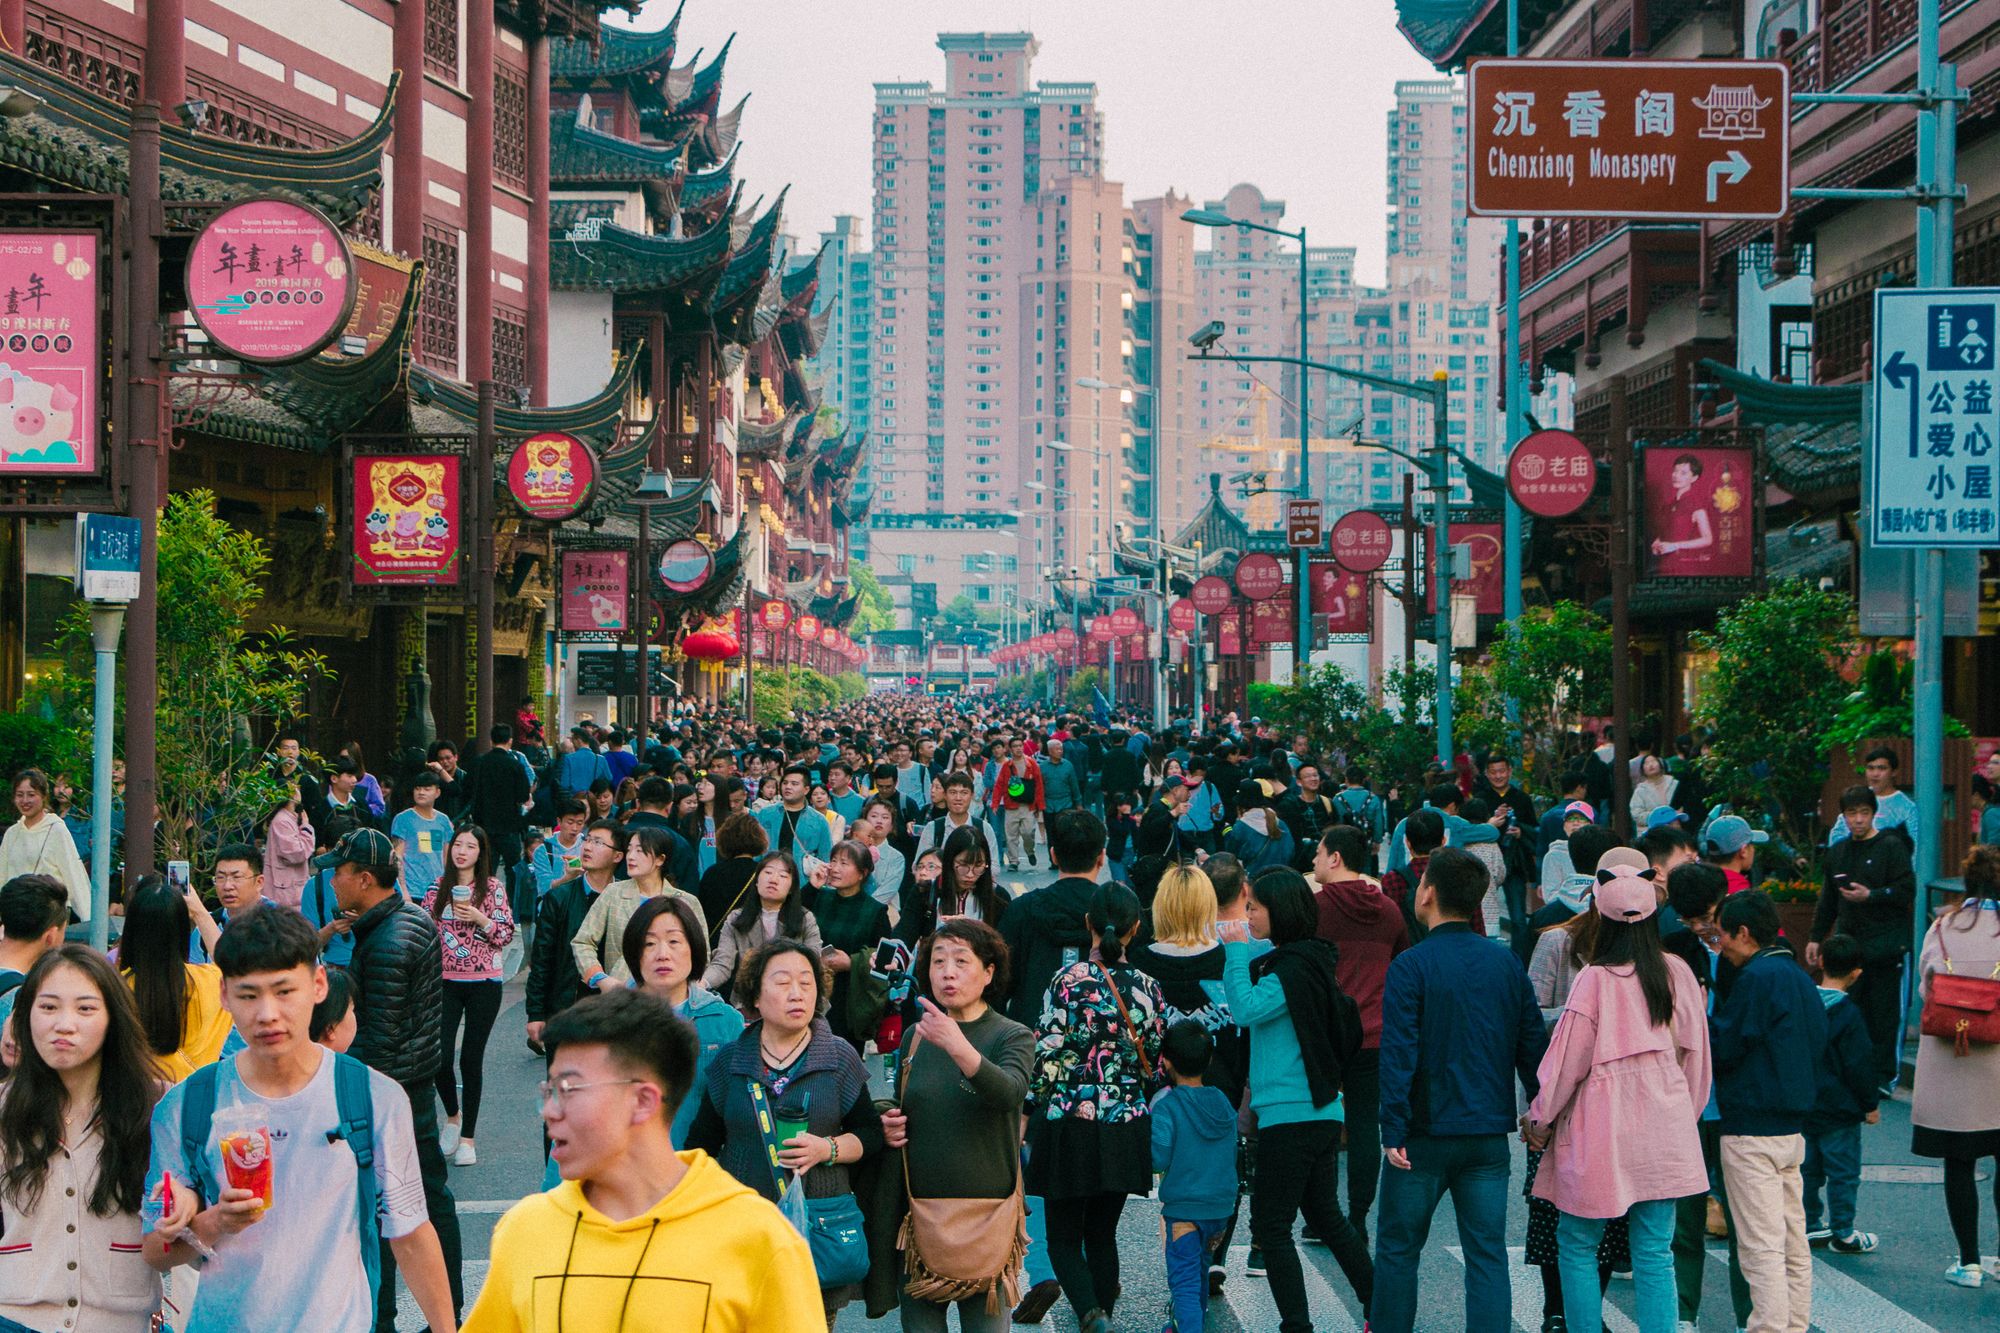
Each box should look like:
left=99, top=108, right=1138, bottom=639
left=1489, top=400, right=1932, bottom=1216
left=895, top=1034, right=1028, bottom=1313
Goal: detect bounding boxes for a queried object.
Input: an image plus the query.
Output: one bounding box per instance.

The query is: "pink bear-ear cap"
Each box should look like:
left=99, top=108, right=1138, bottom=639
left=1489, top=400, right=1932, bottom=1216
left=49, top=385, right=76, bottom=413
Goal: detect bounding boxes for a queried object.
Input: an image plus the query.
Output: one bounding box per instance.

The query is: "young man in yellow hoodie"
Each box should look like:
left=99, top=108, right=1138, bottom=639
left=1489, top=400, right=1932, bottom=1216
left=464, top=989, right=820, bottom=1331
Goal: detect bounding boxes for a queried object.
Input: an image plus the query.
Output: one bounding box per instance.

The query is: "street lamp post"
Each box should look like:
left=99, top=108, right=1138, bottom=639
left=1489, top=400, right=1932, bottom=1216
left=1184, top=207, right=1312, bottom=677
left=1191, top=343, right=1459, bottom=765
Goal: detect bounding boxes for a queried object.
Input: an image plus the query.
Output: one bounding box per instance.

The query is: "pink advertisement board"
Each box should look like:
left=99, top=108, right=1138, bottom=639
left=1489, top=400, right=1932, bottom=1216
left=187, top=198, right=355, bottom=364
left=0, top=232, right=99, bottom=475
left=352, top=454, right=461, bottom=586
left=560, top=550, right=630, bottom=633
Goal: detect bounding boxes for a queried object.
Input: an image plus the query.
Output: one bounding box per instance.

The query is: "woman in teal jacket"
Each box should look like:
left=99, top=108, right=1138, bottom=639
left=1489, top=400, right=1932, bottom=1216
left=538, top=893, right=744, bottom=1188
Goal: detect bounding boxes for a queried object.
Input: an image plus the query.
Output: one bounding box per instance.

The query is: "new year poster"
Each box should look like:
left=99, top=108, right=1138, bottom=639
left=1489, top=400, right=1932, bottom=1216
left=352, top=454, right=460, bottom=585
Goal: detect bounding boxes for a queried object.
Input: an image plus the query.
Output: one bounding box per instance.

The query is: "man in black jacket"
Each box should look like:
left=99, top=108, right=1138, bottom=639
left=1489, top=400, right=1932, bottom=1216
left=1810, top=786, right=1916, bottom=1092
left=320, top=828, right=462, bottom=1331
left=1000, top=808, right=1108, bottom=1023
left=1098, top=729, right=1144, bottom=810
left=468, top=722, right=533, bottom=871
left=1277, top=759, right=1338, bottom=867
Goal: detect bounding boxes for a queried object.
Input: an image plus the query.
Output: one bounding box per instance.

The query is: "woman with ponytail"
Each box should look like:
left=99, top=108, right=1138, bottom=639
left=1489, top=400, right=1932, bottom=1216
left=1024, top=883, right=1166, bottom=1333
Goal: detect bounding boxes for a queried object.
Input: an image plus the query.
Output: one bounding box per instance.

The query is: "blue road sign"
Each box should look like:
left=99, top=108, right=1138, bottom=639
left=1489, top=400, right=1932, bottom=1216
left=1870, top=288, right=2000, bottom=547
left=73, top=513, right=141, bottom=602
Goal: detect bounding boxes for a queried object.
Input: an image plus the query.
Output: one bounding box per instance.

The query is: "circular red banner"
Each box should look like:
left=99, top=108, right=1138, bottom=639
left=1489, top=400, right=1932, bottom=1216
left=759, top=599, right=791, bottom=631
left=1508, top=429, right=1598, bottom=518
left=1087, top=614, right=1118, bottom=641
left=1234, top=553, right=1286, bottom=602
left=1330, top=510, right=1395, bottom=573
left=186, top=197, right=356, bottom=364
left=1109, top=606, right=1142, bottom=635
left=796, top=614, right=823, bottom=641
left=657, top=538, right=713, bottom=593
left=1053, top=626, right=1080, bottom=649
left=1191, top=575, right=1234, bottom=616
left=506, top=431, right=597, bottom=520
left=1169, top=598, right=1198, bottom=633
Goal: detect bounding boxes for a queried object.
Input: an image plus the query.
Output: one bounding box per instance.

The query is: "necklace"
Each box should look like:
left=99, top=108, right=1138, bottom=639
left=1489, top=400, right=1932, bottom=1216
left=760, top=1026, right=810, bottom=1071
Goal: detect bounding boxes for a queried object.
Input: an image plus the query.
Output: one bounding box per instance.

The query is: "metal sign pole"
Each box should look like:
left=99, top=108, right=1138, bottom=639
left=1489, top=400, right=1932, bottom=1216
left=1502, top=0, right=1525, bottom=723
left=88, top=605, right=125, bottom=952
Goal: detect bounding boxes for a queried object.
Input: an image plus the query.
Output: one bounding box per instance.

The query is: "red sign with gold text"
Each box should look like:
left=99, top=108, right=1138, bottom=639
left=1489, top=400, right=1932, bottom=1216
left=1310, top=561, right=1372, bottom=638
left=1250, top=597, right=1293, bottom=647
left=1468, top=59, right=1789, bottom=220
left=507, top=431, right=597, bottom=520
left=353, top=454, right=460, bottom=586
left=1425, top=522, right=1506, bottom=616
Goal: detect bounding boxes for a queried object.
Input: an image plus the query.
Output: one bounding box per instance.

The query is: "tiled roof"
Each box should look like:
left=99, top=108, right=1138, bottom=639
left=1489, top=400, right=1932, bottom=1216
left=548, top=198, right=734, bottom=294
left=550, top=6, right=683, bottom=80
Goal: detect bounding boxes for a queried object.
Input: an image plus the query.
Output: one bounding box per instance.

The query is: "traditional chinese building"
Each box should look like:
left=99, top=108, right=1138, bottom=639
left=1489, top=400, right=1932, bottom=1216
left=1397, top=0, right=2000, bottom=748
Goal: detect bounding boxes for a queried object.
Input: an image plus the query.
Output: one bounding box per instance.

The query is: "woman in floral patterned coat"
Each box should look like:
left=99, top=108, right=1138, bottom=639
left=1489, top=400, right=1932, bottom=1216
left=1024, top=883, right=1166, bottom=1333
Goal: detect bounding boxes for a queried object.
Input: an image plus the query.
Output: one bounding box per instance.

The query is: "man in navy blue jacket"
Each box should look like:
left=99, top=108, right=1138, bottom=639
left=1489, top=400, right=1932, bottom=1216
left=1711, top=890, right=1826, bottom=1333
left=1373, top=847, right=1548, bottom=1333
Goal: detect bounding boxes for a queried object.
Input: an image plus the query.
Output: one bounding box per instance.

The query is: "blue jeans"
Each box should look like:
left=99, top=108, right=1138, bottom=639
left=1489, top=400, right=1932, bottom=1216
left=1022, top=1139, right=1055, bottom=1287
left=1371, top=1133, right=1511, bottom=1333
left=1803, top=1121, right=1861, bottom=1235
left=1163, top=1215, right=1229, bottom=1332
left=1558, top=1199, right=1677, bottom=1333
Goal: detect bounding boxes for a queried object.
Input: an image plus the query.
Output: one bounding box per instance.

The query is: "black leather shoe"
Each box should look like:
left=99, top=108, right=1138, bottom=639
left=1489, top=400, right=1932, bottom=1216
left=1011, top=1279, right=1061, bottom=1324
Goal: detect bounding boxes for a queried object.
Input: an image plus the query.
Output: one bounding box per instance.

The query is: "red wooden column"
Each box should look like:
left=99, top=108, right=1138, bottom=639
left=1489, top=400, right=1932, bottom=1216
left=465, top=1, right=494, bottom=382
left=392, top=0, right=426, bottom=256
left=0, top=1, right=26, bottom=59
left=146, top=0, right=186, bottom=107
left=527, top=32, right=551, bottom=404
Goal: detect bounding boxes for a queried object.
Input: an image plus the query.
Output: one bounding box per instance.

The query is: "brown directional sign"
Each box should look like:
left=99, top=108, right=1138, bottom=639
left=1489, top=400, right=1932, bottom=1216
left=1285, top=498, right=1324, bottom=548
left=1467, top=58, right=1789, bottom=220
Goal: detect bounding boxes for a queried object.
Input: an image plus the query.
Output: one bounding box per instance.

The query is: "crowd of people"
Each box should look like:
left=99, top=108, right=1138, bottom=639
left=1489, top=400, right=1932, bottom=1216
left=0, top=696, right=1996, bottom=1333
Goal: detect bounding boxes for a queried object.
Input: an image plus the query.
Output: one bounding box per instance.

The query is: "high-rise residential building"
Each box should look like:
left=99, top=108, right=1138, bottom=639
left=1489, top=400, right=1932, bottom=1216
left=1386, top=79, right=1500, bottom=304
left=803, top=215, right=875, bottom=552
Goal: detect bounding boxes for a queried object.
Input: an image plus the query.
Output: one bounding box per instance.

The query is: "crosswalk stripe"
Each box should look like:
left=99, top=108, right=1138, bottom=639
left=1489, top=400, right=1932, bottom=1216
left=1446, top=1245, right=1638, bottom=1332
left=1705, top=1246, right=1945, bottom=1333
left=1222, top=1243, right=1362, bottom=1332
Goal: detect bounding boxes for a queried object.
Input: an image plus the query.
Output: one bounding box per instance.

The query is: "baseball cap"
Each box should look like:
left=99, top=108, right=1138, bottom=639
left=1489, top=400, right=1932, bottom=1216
left=1702, top=814, right=1769, bottom=856
left=1644, top=805, right=1689, bottom=831
left=1593, top=865, right=1660, bottom=922
left=1561, top=800, right=1595, bottom=821
left=312, top=827, right=395, bottom=871
left=1596, top=846, right=1651, bottom=877
left=1158, top=774, right=1188, bottom=795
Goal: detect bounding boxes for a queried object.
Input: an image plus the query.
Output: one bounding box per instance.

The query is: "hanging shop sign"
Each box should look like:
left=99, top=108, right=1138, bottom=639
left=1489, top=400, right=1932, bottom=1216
left=1191, top=575, right=1234, bottom=616
left=657, top=538, right=713, bottom=593
left=1641, top=444, right=1756, bottom=579
left=1329, top=510, right=1394, bottom=573
left=1310, top=560, right=1372, bottom=638
left=795, top=614, right=822, bottom=641
left=558, top=549, right=630, bottom=634
left=507, top=431, right=598, bottom=520
left=0, top=232, right=100, bottom=475
left=1217, top=612, right=1243, bottom=656
left=1251, top=596, right=1295, bottom=647
left=1508, top=429, right=1598, bottom=518
left=1053, top=625, right=1080, bottom=649
left=1109, top=606, right=1142, bottom=635
left=1424, top=522, right=1506, bottom=616
left=1168, top=598, right=1198, bottom=633
left=319, top=242, right=414, bottom=363
left=187, top=198, right=355, bottom=363
left=1233, top=553, right=1286, bottom=602
left=1088, top=614, right=1118, bottom=642
left=760, top=599, right=791, bottom=631
left=352, top=454, right=460, bottom=586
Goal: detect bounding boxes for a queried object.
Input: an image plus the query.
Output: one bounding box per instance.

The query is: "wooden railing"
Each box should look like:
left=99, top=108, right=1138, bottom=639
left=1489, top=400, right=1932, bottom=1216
left=1520, top=217, right=1626, bottom=290
left=1781, top=0, right=1928, bottom=95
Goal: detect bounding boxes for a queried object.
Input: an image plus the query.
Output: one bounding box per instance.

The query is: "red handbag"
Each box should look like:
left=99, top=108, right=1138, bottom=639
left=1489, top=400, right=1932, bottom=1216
left=1920, top=929, right=2000, bottom=1057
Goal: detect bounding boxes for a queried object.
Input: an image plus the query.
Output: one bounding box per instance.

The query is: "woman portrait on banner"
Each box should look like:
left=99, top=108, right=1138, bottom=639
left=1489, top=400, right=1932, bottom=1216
left=1647, top=453, right=1716, bottom=577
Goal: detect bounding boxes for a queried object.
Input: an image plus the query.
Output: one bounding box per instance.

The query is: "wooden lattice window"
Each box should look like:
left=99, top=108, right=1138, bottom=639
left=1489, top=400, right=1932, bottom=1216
left=425, top=0, right=460, bottom=82
left=493, top=308, right=527, bottom=396
left=354, top=193, right=385, bottom=248
left=23, top=15, right=142, bottom=106
left=419, top=223, right=460, bottom=374
left=494, top=66, right=529, bottom=190
left=186, top=75, right=341, bottom=150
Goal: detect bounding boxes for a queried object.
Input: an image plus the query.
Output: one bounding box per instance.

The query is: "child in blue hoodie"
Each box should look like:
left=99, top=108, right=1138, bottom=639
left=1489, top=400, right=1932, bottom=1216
left=1804, top=933, right=1883, bottom=1254
left=1152, top=1020, right=1240, bottom=1333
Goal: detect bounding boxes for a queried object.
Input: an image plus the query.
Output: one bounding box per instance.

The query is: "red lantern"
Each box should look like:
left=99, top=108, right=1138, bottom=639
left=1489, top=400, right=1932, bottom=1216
left=796, top=614, right=822, bottom=641
left=681, top=623, right=740, bottom=660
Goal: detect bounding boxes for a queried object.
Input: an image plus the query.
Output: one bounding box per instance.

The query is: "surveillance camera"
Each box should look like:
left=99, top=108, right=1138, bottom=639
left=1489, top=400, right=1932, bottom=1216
left=1189, top=320, right=1226, bottom=352
left=174, top=98, right=210, bottom=131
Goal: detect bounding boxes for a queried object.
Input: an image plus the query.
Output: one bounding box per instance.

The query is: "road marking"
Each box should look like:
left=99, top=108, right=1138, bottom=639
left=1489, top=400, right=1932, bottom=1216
left=1447, top=1246, right=1638, bottom=1332
left=1221, top=1243, right=1362, bottom=1331
left=455, top=1199, right=522, bottom=1214
left=1861, top=1163, right=1990, bottom=1185
left=1706, top=1246, right=1945, bottom=1333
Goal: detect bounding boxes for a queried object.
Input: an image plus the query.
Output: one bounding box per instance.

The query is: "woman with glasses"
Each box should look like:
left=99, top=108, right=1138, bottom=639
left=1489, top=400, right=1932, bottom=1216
left=901, top=824, right=1012, bottom=944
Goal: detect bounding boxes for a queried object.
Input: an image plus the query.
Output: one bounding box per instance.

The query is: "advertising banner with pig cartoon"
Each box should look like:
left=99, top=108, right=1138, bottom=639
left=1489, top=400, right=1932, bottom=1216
left=352, top=454, right=461, bottom=586
left=0, top=233, right=98, bottom=475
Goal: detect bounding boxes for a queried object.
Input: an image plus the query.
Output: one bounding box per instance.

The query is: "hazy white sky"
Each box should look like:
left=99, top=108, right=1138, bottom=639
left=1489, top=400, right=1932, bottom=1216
left=612, top=1, right=1445, bottom=287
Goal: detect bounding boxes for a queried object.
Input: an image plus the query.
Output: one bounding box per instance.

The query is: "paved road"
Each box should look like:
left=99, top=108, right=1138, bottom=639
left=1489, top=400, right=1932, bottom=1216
left=396, top=848, right=1992, bottom=1331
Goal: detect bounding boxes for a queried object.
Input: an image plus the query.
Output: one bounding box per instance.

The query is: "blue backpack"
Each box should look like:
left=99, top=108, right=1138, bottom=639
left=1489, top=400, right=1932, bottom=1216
left=178, top=1053, right=381, bottom=1303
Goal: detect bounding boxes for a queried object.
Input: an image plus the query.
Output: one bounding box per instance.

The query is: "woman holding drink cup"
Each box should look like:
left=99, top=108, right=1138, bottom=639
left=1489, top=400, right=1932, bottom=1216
left=0, top=946, right=171, bottom=1331
left=420, top=825, right=514, bottom=1167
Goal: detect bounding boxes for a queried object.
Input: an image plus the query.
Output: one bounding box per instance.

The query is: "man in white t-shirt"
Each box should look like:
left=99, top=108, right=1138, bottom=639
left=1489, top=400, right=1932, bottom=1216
left=143, top=907, right=456, bottom=1333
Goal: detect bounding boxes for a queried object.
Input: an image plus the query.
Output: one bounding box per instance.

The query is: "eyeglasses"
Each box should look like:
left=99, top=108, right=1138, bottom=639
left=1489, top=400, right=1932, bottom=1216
left=538, top=1077, right=648, bottom=1112
left=584, top=836, right=620, bottom=852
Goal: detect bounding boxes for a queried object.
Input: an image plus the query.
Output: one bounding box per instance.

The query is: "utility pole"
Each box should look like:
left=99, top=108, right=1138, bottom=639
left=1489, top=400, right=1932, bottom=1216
left=1501, top=0, right=1526, bottom=721
left=123, top=101, right=163, bottom=883
left=1401, top=475, right=1419, bottom=673
left=1428, top=373, right=1454, bottom=765
left=1295, top=225, right=1312, bottom=676
left=473, top=381, right=497, bottom=748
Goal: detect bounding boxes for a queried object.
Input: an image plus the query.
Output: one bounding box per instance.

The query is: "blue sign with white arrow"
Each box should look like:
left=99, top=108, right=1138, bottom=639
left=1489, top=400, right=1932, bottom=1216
left=1870, top=288, right=2000, bottom=548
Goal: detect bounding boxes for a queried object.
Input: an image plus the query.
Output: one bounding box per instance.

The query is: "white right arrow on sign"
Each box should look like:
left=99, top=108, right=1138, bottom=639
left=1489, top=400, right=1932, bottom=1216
left=1705, top=150, right=1752, bottom=202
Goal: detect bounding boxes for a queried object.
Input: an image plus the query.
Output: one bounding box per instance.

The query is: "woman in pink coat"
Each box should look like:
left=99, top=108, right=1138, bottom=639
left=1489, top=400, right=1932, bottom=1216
left=1523, top=867, right=1711, bottom=1333
left=258, top=794, right=315, bottom=909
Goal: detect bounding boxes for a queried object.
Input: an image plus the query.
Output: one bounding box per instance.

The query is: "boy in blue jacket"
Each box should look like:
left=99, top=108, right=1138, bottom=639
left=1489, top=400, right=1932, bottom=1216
left=1804, top=933, right=1883, bottom=1254
left=1151, top=1020, right=1238, bottom=1333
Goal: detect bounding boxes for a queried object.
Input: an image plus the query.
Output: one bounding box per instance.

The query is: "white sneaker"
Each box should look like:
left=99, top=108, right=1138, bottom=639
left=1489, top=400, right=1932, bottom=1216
left=452, top=1141, right=477, bottom=1167
left=1945, top=1261, right=1984, bottom=1288
left=1677, top=1323, right=1698, bottom=1333
left=439, top=1122, right=461, bottom=1155
left=1985, top=1255, right=2000, bottom=1279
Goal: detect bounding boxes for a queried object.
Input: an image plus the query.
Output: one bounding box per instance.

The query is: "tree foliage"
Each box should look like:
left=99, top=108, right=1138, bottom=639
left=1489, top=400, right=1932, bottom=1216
left=1064, top=666, right=1107, bottom=711
left=1484, top=601, right=1614, bottom=788
left=1824, top=647, right=1969, bottom=752
left=30, top=490, right=330, bottom=869
left=1248, top=660, right=1442, bottom=794
left=751, top=665, right=865, bottom=727
left=1691, top=580, right=1855, bottom=855
left=843, top=561, right=896, bottom=636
